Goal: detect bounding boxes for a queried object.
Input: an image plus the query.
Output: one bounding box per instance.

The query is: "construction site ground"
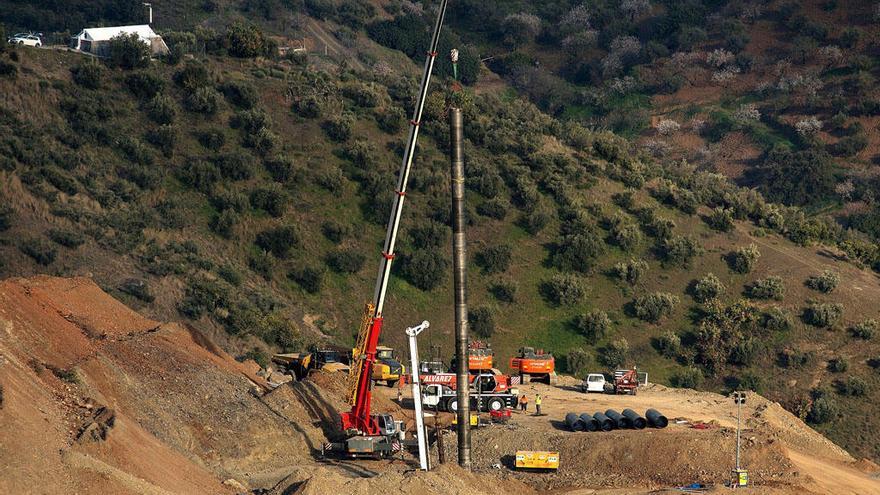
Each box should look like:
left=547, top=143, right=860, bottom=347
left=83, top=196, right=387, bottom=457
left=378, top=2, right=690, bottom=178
left=1, top=276, right=879, bottom=495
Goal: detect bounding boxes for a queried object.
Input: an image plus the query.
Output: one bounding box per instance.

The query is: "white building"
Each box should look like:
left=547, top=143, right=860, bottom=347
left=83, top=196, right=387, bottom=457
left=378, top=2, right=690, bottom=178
left=71, top=25, right=169, bottom=57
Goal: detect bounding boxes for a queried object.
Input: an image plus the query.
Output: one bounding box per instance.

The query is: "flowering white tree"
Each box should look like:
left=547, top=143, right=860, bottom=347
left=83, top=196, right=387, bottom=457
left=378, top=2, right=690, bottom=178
left=835, top=180, right=855, bottom=201
left=559, top=4, right=592, bottom=34
left=706, top=48, right=735, bottom=68
left=690, top=118, right=707, bottom=134
left=609, top=76, right=638, bottom=94
left=818, top=45, right=843, bottom=68
left=734, top=103, right=760, bottom=123
left=562, top=29, right=599, bottom=53
left=502, top=13, right=542, bottom=46
left=655, top=119, right=681, bottom=136
left=795, top=117, right=823, bottom=137
left=611, top=35, right=642, bottom=58
left=711, top=66, right=741, bottom=85
left=642, top=139, right=671, bottom=157
left=372, top=61, right=393, bottom=77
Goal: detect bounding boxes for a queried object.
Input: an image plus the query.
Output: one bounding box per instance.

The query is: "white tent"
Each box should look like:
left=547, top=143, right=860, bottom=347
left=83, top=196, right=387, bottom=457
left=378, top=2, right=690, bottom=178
left=72, top=25, right=168, bottom=56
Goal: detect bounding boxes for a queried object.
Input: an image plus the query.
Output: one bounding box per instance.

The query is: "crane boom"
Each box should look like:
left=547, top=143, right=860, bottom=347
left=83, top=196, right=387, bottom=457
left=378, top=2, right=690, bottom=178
left=341, top=0, right=449, bottom=437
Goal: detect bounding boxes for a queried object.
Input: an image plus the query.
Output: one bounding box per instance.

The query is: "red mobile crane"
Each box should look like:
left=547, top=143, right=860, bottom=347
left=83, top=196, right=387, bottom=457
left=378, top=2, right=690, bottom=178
left=329, top=1, right=450, bottom=457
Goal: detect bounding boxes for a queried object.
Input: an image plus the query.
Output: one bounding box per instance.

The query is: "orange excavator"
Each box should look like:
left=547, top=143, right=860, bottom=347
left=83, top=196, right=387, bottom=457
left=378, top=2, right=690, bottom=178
left=450, top=340, right=494, bottom=373
left=509, top=347, right=557, bottom=384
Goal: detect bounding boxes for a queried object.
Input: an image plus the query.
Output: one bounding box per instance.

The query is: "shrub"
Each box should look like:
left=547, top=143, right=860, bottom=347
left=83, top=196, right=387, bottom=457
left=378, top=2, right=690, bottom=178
left=119, top=278, right=154, bottom=302
left=0, top=205, right=12, bottom=231
left=322, top=114, right=355, bottom=142
left=735, top=372, right=763, bottom=393
left=827, top=356, right=849, bottom=372
left=633, top=292, right=679, bottom=323
left=552, top=232, right=606, bottom=273
left=729, top=338, right=760, bottom=366
left=255, top=225, right=300, bottom=259
left=401, top=249, right=448, bottom=291
left=476, top=244, right=512, bottom=274
left=805, top=270, right=840, bottom=293
left=520, top=205, right=552, bottom=234
left=290, top=264, right=324, bottom=293
left=214, top=151, right=255, bottom=180
left=174, top=62, right=211, bottom=90
left=659, top=235, right=703, bottom=268
left=408, top=222, right=447, bottom=249
left=248, top=250, right=275, bottom=280
left=542, top=274, right=587, bottom=306
left=762, top=307, right=792, bottom=331
left=477, top=198, right=508, bottom=219
left=19, top=238, right=56, bottom=265
left=779, top=349, right=814, bottom=369
left=566, top=349, right=591, bottom=378
left=807, top=396, right=837, bottom=424
left=727, top=244, right=760, bottom=274
left=145, top=95, right=177, bottom=124
left=107, top=33, right=150, bottom=70
left=489, top=279, right=517, bottom=303
left=225, top=22, right=275, bottom=58
left=706, top=207, right=735, bottom=232
left=600, top=338, right=629, bottom=368
left=321, top=221, right=351, bottom=244
left=249, top=185, right=287, bottom=217
left=837, top=376, right=867, bottom=396
left=468, top=306, right=495, bottom=338
left=292, top=96, right=322, bottom=118
left=611, top=222, right=641, bottom=252
left=241, top=347, right=269, bottom=368
left=146, top=125, right=177, bottom=157
left=693, top=273, right=725, bottom=303
left=221, top=80, right=259, bottom=108
left=670, top=367, right=703, bottom=388
left=48, top=228, right=85, bottom=248
left=315, top=168, right=345, bottom=192
left=573, top=310, right=611, bottom=344
left=850, top=319, right=878, bottom=340
left=71, top=62, right=104, bottom=89
left=376, top=107, right=405, bottom=134
left=210, top=209, right=238, bottom=238
left=265, top=155, right=299, bottom=183
left=804, top=302, right=844, bottom=328
left=218, top=265, right=242, bottom=286
left=611, top=259, right=648, bottom=285
left=656, top=331, right=681, bottom=358
left=326, top=247, right=366, bottom=273
left=125, top=71, right=165, bottom=98
left=746, top=276, right=785, bottom=300
left=186, top=87, right=222, bottom=115
left=198, top=129, right=226, bottom=151
left=179, top=160, right=220, bottom=192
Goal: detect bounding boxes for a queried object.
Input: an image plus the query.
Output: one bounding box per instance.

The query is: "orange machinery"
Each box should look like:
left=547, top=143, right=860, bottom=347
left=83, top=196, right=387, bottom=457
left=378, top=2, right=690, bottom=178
left=509, top=347, right=556, bottom=384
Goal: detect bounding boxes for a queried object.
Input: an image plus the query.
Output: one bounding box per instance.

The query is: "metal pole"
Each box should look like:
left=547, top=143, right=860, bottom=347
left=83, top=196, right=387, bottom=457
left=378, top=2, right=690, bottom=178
left=450, top=106, right=471, bottom=469
left=406, top=321, right=430, bottom=471
left=736, top=394, right=741, bottom=471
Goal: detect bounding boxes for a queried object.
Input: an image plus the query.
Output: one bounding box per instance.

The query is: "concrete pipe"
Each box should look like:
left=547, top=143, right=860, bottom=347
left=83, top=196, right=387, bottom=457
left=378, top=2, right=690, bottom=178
left=622, top=408, right=647, bottom=429
left=604, top=409, right=632, bottom=429
left=565, top=412, right=586, bottom=431
left=645, top=408, right=668, bottom=428
left=592, top=412, right=614, bottom=431
left=580, top=413, right=599, bottom=432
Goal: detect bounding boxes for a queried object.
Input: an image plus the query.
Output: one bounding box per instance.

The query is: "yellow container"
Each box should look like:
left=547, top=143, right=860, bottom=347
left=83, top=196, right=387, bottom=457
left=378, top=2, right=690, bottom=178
left=733, top=469, right=749, bottom=487
left=515, top=451, right=560, bottom=470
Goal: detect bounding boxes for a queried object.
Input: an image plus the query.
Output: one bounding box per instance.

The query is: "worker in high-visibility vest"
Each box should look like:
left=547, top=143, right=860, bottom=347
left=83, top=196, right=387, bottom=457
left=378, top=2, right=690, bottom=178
left=519, top=394, right=528, bottom=412
left=535, top=394, right=542, bottom=415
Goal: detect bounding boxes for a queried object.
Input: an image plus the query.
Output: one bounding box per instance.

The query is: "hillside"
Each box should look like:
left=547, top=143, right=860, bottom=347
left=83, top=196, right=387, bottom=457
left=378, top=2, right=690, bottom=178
left=1, top=1, right=880, bottom=464
left=1, top=275, right=879, bottom=494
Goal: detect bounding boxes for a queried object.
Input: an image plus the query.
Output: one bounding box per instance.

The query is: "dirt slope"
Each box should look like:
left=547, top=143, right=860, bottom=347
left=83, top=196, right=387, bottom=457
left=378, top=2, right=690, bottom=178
left=0, top=276, right=311, bottom=494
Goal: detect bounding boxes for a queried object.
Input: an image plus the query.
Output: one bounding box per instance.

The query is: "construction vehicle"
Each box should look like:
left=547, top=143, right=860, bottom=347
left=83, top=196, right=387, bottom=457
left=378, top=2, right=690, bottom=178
left=449, top=340, right=493, bottom=372
left=515, top=451, right=560, bottom=471
left=420, top=370, right=518, bottom=412
left=272, top=346, right=350, bottom=380
left=323, top=0, right=449, bottom=459
left=371, top=345, right=405, bottom=387
left=579, top=368, right=647, bottom=394
left=509, top=347, right=557, bottom=384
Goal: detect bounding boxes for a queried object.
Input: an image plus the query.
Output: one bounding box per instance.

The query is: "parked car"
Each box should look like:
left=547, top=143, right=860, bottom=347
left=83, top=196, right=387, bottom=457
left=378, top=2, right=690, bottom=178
left=7, top=33, right=42, bottom=47
left=580, top=373, right=607, bottom=393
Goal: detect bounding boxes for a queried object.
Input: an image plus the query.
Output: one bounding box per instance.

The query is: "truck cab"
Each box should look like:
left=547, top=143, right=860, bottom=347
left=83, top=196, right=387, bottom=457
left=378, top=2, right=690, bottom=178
left=372, top=345, right=404, bottom=387
left=581, top=373, right=607, bottom=393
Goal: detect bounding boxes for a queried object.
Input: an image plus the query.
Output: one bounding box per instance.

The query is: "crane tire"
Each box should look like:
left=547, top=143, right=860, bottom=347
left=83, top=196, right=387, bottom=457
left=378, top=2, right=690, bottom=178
left=487, top=398, right=504, bottom=412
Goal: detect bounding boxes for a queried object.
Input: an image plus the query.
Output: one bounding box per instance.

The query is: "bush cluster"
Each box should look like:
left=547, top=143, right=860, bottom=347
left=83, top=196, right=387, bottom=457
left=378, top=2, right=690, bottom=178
left=670, top=367, right=703, bottom=388
left=476, top=244, right=512, bottom=274
left=600, top=338, right=629, bottom=368
left=573, top=310, right=611, bottom=344
left=468, top=306, right=495, bottom=338
left=633, top=292, right=679, bottom=323
left=489, top=279, right=517, bottom=303
left=611, top=258, right=648, bottom=285
left=692, top=273, right=725, bottom=303
left=804, top=302, right=844, bottom=328
left=850, top=319, right=878, bottom=340
left=255, top=225, right=300, bottom=259
left=659, top=235, right=703, bottom=268
left=727, top=244, right=760, bottom=274
left=326, top=247, right=366, bottom=273
left=290, top=265, right=324, bottom=293
left=805, top=270, right=840, bottom=293
left=745, top=276, right=785, bottom=300
left=542, top=274, right=587, bottom=306
left=401, top=249, right=448, bottom=291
